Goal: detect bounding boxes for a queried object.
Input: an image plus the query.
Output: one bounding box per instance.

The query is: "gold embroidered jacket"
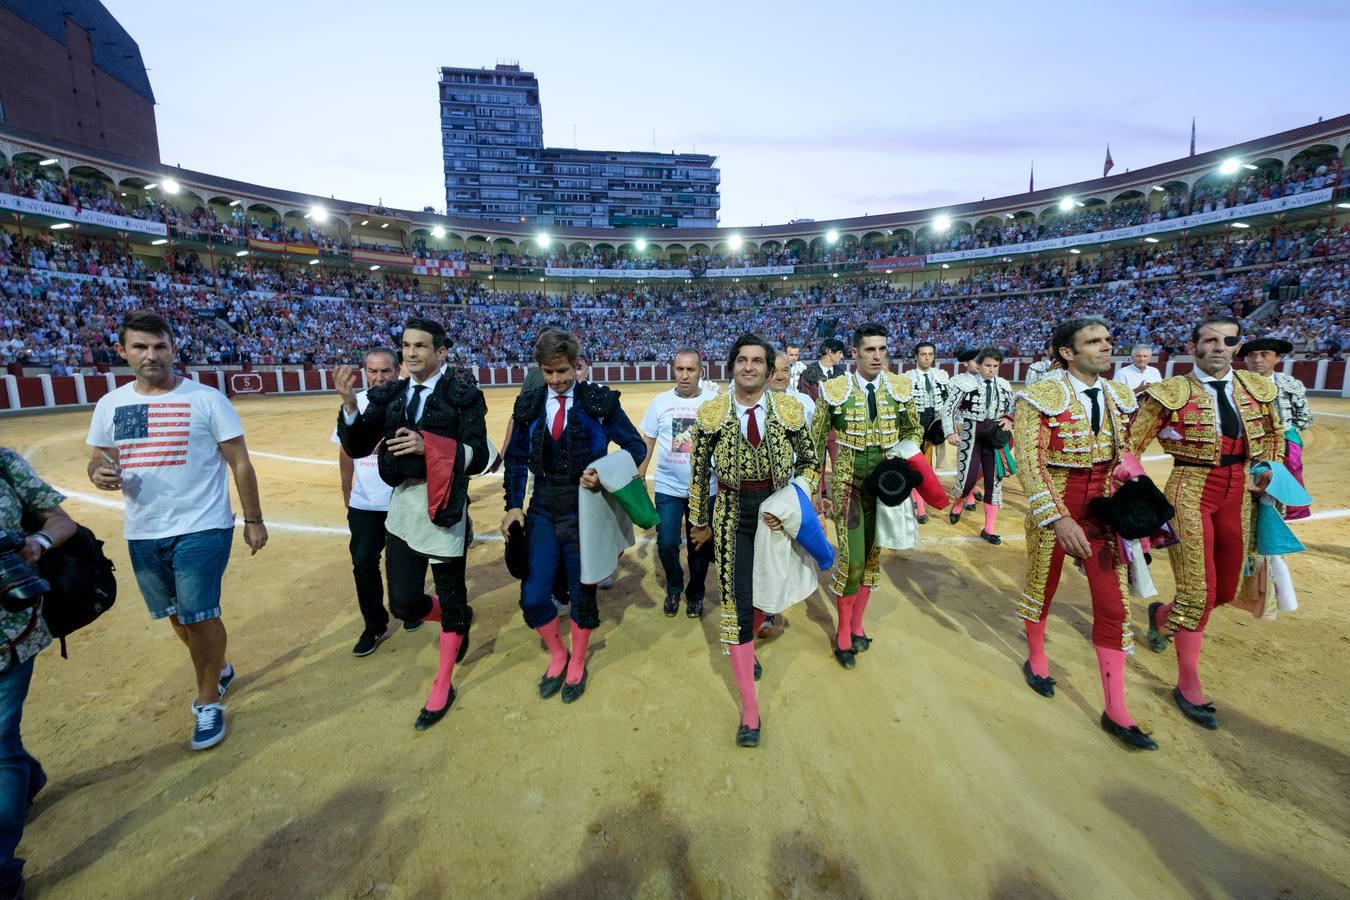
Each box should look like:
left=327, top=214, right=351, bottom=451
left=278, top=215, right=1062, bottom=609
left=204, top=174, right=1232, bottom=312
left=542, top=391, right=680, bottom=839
left=688, top=391, right=818, bottom=527
left=1127, top=371, right=1284, bottom=466
left=1013, top=373, right=1136, bottom=528
left=810, top=372, right=923, bottom=466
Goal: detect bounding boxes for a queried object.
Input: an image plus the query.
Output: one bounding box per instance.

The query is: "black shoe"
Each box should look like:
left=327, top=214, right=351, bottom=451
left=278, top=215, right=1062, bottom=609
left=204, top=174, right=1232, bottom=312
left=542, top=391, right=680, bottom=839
left=539, top=654, right=570, bottom=700
left=686, top=598, right=704, bottom=619
left=754, top=656, right=762, bottom=681
left=851, top=634, right=871, bottom=653
left=974, top=490, right=984, bottom=503
left=1022, top=660, right=1056, bottom=698
left=561, top=668, right=588, bottom=704
left=964, top=501, right=977, bottom=511
left=916, top=514, right=929, bottom=525
left=456, top=608, right=474, bottom=663
left=736, top=722, right=761, bottom=748
left=414, top=687, right=456, bottom=730
left=833, top=647, right=856, bottom=670
left=352, top=628, right=389, bottom=657
left=403, top=619, right=424, bottom=634
left=979, top=530, right=1002, bottom=545
left=1173, top=687, right=1219, bottom=730
left=1100, top=712, right=1159, bottom=750
left=949, top=511, right=962, bottom=525
left=1146, top=601, right=1170, bottom=653
left=663, top=594, right=680, bottom=617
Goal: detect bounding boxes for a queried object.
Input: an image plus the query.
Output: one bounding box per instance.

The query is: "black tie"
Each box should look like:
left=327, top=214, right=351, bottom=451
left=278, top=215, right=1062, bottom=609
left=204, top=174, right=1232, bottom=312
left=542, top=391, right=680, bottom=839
left=1207, top=380, right=1240, bottom=439
left=405, top=384, right=427, bottom=427
left=923, top=373, right=933, bottom=401
left=866, top=383, right=878, bottom=420
left=1083, top=387, right=1101, bottom=434
left=984, top=379, right=994, bottom=412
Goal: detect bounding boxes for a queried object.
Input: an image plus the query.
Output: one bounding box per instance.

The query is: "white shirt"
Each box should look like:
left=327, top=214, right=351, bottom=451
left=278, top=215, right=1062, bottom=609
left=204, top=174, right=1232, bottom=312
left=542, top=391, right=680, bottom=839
left=1197, top=369, right=1243, bottom=436
left=86, top=379, right=244, bottom=540
left=545, top=384, right=575, bottom=432
left=788, top=360, right=807, bottom=392
left=1066, top=372, right=1107, bottom=430
left=787, top=388, right=816, bottom=426
left=1117, top=363, right=1162, bottom=392
left=403, top=368, right=443, bottom=424
left=640, top=387, right=715, bottom=498
left=331, top=390, right=394, bottom=512
left=733, top=395, right=767, bottom=440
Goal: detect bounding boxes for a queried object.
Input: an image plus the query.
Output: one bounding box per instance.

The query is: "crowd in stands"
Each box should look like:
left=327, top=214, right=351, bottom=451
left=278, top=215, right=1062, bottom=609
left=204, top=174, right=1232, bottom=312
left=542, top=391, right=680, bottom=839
left=2, top=216, right=1345, bottom=372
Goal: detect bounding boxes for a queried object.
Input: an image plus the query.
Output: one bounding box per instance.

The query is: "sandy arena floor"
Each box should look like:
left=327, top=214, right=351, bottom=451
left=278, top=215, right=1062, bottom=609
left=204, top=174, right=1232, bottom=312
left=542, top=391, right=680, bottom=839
left=5, top=384, right=1349, bottom=899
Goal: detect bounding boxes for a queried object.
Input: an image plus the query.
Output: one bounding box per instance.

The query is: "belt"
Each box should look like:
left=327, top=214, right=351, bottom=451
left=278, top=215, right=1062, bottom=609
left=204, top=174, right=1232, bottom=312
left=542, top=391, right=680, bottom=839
left=1174, top=455, right=1247, bottom=468
left=730, top=479, right=774, bottom=491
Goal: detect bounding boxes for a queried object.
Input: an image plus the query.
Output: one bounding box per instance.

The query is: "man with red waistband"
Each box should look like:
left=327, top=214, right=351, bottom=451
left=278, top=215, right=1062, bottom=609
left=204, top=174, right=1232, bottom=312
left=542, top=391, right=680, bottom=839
left=1013, top=317, right=1156, bottom=750
left=1128, top=315, right=1283, bottom=731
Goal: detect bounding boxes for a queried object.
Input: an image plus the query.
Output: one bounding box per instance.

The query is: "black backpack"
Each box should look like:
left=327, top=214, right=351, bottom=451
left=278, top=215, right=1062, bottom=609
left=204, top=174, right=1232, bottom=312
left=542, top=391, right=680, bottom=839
left=37, top=525, right=118, bottom=658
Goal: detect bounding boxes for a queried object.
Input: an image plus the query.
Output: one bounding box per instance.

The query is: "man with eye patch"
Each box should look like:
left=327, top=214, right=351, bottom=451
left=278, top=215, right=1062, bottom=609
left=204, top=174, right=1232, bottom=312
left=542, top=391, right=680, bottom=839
left=1127, top=314, right=1284, bottom=733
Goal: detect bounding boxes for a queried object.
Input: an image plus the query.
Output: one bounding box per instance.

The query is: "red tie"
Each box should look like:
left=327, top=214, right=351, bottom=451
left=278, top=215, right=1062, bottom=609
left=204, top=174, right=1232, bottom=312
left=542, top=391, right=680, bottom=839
left=745, top=405, right=761, bottom=448
left=550, top=395, right=567, bottom=441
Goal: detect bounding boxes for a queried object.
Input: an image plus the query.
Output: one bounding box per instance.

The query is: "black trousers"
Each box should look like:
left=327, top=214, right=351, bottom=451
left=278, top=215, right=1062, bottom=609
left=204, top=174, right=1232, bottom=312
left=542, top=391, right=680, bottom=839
left=731, top=486, right=771, bottom=645
left=346, top=507, right=391, bottom=634
left=384, top=532, right=472, bottom=634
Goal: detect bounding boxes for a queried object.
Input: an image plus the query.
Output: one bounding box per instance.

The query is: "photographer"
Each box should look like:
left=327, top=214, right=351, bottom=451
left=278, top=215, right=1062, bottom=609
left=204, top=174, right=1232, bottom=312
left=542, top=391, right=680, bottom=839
left=0, top=448, right=76, bottom=900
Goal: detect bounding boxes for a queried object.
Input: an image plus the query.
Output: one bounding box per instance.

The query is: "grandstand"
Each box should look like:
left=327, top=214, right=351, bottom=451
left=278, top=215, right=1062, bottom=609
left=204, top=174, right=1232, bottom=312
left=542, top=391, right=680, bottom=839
left=1, top=114, right=1347, bottom=411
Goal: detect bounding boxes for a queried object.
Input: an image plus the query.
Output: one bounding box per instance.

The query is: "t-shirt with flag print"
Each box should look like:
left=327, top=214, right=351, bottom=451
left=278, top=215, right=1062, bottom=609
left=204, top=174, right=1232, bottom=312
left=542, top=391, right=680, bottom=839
left=87, top=378, right=245, bottom=540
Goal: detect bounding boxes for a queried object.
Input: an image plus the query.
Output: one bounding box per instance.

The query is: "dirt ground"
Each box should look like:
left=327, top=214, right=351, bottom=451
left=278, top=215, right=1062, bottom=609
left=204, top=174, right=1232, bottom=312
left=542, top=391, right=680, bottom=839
left=6, top=384, right=1349, bottom=899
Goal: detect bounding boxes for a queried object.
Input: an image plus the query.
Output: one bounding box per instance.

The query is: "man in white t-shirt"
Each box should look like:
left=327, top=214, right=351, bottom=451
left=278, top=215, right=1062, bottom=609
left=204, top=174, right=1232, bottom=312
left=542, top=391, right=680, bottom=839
left=1117, top=345, right=1163, bottom=394
left=87, top=310, right=267, bottom=752
left=332, top=348, right=403, bottom=656
left=785, top=344, right=807, bottom=393
left=639, top=348, right=716, bottom=618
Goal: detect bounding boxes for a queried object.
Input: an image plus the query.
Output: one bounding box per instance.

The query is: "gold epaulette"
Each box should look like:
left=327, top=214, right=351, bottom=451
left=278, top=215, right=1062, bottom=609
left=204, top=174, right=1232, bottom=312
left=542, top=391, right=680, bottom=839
left=696, top=392, right=731, bottom=430
left=1104, top=378, right=1138, bottom=414
left=820, top=374, right=852, bottom=408
left=770, top=392, right=806, bottom=430
left=1014, top=375, right=1071, bottom=415
left=1145, top=375, right=1192, bottom=411
left=1234, top=368, right=1278, bottom=404
left=884, top=371, right=913, bottom=403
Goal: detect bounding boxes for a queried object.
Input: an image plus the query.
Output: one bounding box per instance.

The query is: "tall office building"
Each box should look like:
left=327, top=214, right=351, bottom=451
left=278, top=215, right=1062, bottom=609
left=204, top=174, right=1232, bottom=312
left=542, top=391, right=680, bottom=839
left=439, top=63, right=719, bottom=229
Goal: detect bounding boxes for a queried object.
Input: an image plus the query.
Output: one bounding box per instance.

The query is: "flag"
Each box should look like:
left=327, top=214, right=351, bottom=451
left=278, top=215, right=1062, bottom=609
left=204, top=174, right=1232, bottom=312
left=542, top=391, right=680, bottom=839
left=1103, top=144, right=1114, bottom=177
left=1029, top=161, right=1035, bottom=193
left=112, top=402, right=192, bottom=469
left=1189, top=117, right=1196, bottom=157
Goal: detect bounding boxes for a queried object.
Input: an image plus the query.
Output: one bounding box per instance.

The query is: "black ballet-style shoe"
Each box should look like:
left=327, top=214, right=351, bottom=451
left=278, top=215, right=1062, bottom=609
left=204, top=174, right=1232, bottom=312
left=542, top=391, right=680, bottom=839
left=964, top=501, right=977, bottom=511
left=1146, top=601, right=1171, bottom=654
left=974, top=491, right=984, bottom=503
left=414, top=687, right=456, bottom=731
left=1172, top=687, right=1219, bottom=730
left=979, top=530, right=1002, bottom=545
left=949, top=510, right=962, bottom=525
left=1100, top=712, right=1159, bottom=751
left=539, top=653, right=570, bottom=700
left=736, top=721, right=761, bottom=748
left=1022, top=660, right=1056, bottom=698
left=456, top=607, right=474, bottom=663
left=916, top=514, right=929, bottom=525
left=851, top=634, right=871, bottom=653
left=754, top=656, right=762, bottom=681
left=833, top=647, right=856, bottom=670
left=561, top=667, right=589, bottom=704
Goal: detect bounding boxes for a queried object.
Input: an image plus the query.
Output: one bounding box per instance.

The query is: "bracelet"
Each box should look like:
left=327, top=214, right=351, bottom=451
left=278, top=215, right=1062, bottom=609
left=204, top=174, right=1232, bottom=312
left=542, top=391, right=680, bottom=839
left=243, top=518, right=264, bottom=525
left=30, top=532, right=53, bottom=552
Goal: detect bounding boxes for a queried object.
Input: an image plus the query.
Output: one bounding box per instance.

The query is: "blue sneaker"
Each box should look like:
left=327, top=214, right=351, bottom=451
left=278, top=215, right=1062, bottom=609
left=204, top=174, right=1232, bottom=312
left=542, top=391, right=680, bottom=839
left=191, top=702, right=227, bottom=750
left=217, top=663, right=235, bottom=698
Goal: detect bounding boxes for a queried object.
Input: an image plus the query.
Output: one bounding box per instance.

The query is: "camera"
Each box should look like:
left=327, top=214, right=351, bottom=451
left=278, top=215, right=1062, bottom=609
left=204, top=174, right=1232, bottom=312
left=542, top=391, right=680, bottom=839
left=0, top=531, right=49, bottom=613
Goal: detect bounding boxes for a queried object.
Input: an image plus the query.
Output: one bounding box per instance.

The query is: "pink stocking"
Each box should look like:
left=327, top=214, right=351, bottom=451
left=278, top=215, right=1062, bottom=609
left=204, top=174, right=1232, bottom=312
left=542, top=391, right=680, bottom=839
left=537, top=619, right=567, bottom=679
left=1095, top=646, right=1136, bottom=727
left=835, top=594, right=856, bottom=651
left=424, top=631, right=463, bottom=712
left=852, top=586, right=871, bottom=637
left=566, top=621, right=591, bottom=685
left=729, top=642, right=760, bottom=728
left=982, top=502, right=999, bottom=533
left=1174, top=628, right=1206, bottom=705
left=421, top=593, right=441, bottom=623
left=914, top=494, right=927, bottom=516
left=1024, top=618, right=1049, bottom=677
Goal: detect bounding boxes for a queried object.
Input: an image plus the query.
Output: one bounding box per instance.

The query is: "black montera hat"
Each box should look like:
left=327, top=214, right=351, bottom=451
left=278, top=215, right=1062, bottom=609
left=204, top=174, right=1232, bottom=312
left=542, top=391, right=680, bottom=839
left=863, top=457, right=924, bottom=507
left=1088, top=476, right=1176, bottom=539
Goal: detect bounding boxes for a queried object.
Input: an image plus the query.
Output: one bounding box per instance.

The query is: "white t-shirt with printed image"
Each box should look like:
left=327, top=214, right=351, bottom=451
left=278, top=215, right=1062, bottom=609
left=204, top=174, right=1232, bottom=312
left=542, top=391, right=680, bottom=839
left=330, top=390, right=393, bottom=512
left=640, top=387, right=715, bottom=498
left=87, top=379, right=244, bottom=540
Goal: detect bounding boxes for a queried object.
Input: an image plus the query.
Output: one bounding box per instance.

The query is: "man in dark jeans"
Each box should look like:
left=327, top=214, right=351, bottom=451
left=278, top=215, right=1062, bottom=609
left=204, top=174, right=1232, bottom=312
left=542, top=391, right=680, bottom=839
left=333, top=348, right=408, bottom=656
left=0, top=448, right=77, bottom=900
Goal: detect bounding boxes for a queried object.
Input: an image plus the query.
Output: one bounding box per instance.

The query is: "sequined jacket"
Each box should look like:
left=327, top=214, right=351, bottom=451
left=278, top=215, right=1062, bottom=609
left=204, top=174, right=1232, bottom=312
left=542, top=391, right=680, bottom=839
left=1271, top=371, right=1312, bottom=432
left=905, top=367, right=950, bottom=413
left=812, top=372, right=923, bottom=461
left=1012, top=373, right=1136, bottom=527
left=941, top=372, right=1014, bottom=436
left=1127, top=371, right=1284, bottom=466
left=688, top=391, right=818, bottom=527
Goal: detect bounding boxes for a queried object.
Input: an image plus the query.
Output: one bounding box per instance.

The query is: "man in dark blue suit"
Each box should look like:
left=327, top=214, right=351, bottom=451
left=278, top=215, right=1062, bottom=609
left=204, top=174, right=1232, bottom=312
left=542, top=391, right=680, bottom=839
left=501, top=329, right=645, bottom=704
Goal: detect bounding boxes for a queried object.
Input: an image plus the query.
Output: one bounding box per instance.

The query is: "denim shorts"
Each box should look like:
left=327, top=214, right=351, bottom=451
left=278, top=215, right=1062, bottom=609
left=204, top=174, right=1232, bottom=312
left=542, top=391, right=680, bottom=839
left=127, top=527, right=234, bottom=624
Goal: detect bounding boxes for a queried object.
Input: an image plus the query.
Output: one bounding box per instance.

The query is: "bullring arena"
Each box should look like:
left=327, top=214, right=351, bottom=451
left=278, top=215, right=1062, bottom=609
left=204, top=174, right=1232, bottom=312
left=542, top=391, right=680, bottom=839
left=5, top=384, right=1348, bottom=898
